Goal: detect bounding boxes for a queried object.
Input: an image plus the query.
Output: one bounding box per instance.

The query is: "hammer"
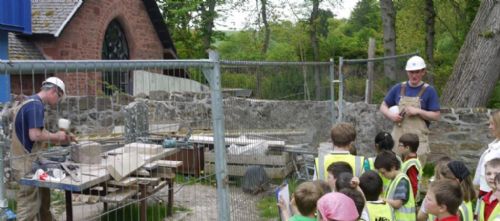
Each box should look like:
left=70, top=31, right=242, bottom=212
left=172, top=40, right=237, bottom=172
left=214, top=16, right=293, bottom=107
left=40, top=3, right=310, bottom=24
left=58, top=118, right=78, bottom=144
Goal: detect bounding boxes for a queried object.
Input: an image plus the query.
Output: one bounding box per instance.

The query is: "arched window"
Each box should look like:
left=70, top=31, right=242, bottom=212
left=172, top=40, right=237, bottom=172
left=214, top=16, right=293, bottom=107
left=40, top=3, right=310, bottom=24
left=102, top=20, right=130, bottom=95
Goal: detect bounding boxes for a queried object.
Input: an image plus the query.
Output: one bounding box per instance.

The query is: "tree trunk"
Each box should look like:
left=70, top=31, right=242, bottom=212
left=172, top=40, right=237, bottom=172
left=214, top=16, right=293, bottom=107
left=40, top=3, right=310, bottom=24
left=310, top=0, right=321, bottom=100
left=424, top=0, right=436, bottom=85
left=260, top=0, right=270, bottom=55
left=441, top=0, right=500, bottom=107
left=379, top=0, right=397, bottom=80
left=200, top=0, right=217, bottom=53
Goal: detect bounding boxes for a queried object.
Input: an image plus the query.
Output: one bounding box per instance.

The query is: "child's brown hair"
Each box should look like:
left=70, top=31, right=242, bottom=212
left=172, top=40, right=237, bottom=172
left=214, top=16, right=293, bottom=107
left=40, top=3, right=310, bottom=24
left=399, top=133, right=419, bottom=153
left=312, top=180, right=332, bottom=194
left=374, top=150, right=401, bottom=171
left=429, top=180, right=463, bottom=215
left=359, top=171, right=383, bottom=201
left=339, top=188, right=365, bottom=218
left=331, top=123, right=356, bottom=147
left=327, top=161, right=353, bottom=179
left=293, top=181, right=324, bottom=216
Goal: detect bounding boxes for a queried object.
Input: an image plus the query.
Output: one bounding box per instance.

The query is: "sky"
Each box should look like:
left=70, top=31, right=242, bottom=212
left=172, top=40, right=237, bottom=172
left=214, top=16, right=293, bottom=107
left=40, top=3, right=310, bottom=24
left=214, top=0, right=360, bottom=31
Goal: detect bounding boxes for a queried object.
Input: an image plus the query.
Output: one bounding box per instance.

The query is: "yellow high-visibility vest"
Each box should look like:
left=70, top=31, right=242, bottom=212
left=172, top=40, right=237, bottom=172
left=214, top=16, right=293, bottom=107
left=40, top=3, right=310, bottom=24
left=364, top=201, right=395, bottom=221
left=315, top=152, right=364, bottom=180
left=385, top=173, right=416, bottom=221
left=477, top=196, right=500, bottom=221
left=401, top=158, right=422, bottom=200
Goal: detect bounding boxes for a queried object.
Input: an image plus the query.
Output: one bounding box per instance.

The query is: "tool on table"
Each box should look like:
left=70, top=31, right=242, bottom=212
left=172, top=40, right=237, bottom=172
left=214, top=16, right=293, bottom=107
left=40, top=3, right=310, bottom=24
left=58, top=118, right=78, bottom=144
left=162, top=128, right=192, bottom=148
left=61, top=163, right=81, bottom=182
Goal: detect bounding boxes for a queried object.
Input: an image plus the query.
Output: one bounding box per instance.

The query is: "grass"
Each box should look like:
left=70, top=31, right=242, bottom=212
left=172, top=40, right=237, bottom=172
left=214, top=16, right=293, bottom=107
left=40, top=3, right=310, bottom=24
left=255, top=178, right=300, bottom=219
left=256, top=196, right=279, bottom=218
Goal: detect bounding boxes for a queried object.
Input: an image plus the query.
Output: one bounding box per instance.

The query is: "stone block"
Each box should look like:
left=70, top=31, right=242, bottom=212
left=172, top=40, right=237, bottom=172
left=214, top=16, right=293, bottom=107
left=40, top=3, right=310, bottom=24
left=78, top=96, right=96, bottom=110
left=447, top=133, right=467, bottom=141
left=460, top=113, right=489, bottom=124
left=96, top=97, right=112, bottom=111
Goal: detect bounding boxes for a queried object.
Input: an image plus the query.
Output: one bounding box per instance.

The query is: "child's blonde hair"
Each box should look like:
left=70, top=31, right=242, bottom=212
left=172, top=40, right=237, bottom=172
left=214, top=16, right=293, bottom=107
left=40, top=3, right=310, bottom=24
left=486, top=158, right=500, bottom=170
left=438, top=161, right=476, bottom=202
left=434, top=156, right=451, bottom=180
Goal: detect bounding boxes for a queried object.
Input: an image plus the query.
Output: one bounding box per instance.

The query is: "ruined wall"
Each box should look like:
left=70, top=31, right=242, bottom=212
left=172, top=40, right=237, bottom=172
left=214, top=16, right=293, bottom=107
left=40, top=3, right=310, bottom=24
left=48, top=92, right=495, bottom=169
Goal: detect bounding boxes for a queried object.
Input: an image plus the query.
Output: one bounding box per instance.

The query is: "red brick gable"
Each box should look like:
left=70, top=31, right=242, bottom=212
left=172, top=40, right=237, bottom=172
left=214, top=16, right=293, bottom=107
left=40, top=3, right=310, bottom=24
left=31, top=0, right=166, bottom=95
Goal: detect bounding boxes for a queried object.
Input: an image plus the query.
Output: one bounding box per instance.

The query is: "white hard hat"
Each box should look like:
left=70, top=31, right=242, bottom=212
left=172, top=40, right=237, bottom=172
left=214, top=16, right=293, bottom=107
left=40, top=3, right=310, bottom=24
left=389, top=105, right=399, bottom=114
left=405, top=56, right=426, bottom=71
left=42, top=77, right=66, bottom=97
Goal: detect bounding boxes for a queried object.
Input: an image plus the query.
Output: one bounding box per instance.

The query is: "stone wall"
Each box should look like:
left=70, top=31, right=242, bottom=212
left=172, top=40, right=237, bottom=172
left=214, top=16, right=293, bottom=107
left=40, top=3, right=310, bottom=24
left=46, top=92, right=496, bottom=169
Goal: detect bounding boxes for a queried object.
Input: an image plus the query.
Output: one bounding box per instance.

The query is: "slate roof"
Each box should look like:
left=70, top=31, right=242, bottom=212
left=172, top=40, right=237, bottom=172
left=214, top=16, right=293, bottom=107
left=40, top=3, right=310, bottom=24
left=31, top=0, right=82, bottom=36
left=8, top=33, right=45, bottom=60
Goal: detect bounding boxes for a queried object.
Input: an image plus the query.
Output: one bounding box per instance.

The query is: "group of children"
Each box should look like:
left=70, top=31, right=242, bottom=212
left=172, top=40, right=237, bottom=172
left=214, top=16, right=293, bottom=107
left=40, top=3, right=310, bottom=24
left=278, top=122, right=500, bottom=221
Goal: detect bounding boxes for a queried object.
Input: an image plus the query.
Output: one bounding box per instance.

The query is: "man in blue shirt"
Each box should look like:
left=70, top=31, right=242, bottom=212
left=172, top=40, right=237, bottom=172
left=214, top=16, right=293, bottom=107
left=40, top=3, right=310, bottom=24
left=379, top=56, right=441, bottom=166
left=11, top=77, right=71, bottom=221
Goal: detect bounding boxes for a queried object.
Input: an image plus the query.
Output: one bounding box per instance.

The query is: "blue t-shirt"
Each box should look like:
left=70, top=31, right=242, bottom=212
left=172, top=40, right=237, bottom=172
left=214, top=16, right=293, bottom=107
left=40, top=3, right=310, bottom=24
left=15, top=95, right=45, bottom=153
left=384, top=81, right=440, bottom=112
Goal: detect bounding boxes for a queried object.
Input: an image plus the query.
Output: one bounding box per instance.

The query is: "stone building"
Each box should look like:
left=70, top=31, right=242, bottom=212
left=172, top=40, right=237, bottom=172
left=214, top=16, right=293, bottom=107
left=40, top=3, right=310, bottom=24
left=8, top=0, right=177, bottom=96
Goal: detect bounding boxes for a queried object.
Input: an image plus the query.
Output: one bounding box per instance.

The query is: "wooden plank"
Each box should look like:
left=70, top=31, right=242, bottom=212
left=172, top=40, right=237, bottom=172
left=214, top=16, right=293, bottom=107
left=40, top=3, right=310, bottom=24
left=143, top=162, right=158, bottom=170
left=155, top=160, right=183, bottom=168
left=133, top=168, right=151, bottom=177
left=205, top=151, right=289, bottom=166
left=108, top=177, right=138, bottom=187
left=189, top=135, right=285, bottom=146
left=147, top=181, right=167, bottom=195
left=106, top=151, right=146, bottom=181
left=91, top=186, right=119, bottom=193
left=133, top=177, right=160, bottom=186
left=123, top=143, right=162, bottom=154
left=101, top=188, right=138, bottom=203
left=204, top=162, right=293, bottom=179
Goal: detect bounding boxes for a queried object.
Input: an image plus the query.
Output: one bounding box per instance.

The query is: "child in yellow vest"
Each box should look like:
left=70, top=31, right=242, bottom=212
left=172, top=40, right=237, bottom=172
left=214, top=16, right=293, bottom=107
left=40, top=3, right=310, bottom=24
left=476, top=158, right=500, bottom=221
left=315, top=123, right=364, bottom=180
left=424, top=180, right=463, bottom=221
left=359, top=171, right=395, bottom=221
left=374, top=150, right=416, bottom=221
left=398, top=133, right=422, bottom=201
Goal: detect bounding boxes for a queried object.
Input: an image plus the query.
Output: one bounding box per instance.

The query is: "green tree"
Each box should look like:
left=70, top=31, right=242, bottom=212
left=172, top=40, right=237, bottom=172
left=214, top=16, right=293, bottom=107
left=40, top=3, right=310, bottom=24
left=158, top=0, right=225, bottom=58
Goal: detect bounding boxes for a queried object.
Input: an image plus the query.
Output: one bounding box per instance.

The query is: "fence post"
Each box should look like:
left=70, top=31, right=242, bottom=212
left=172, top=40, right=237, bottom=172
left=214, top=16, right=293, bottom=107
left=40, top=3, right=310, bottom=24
left=338, top=57, right=344, bottom=122
left=329, top=58, right=336, bottom=126
left=366, top=38, right=375, bottom=104
left=206, top=51, right=231, bottom=221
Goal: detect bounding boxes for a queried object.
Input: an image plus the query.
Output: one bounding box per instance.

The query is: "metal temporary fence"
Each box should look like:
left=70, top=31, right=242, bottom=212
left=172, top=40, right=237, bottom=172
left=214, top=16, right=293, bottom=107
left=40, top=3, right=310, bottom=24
left=0, top=51, right=231, bottom=221
left=337, top=52, right=420, bottom=112
left=0, top=53, right=344, bottom=221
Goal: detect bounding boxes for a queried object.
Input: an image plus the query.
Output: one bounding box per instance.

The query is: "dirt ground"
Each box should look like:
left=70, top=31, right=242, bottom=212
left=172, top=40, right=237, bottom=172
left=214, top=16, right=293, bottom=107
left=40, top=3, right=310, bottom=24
left=163, top=183, right=271, bottom=221
left=40, top=183, right=272, bottom=221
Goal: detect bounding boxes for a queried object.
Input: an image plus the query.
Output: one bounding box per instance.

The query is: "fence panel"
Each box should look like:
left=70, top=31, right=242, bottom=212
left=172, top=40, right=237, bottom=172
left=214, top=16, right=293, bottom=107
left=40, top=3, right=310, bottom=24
left=0, top=59, right=229, bottom=221
left=339, top=53, right=420, bottom=105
